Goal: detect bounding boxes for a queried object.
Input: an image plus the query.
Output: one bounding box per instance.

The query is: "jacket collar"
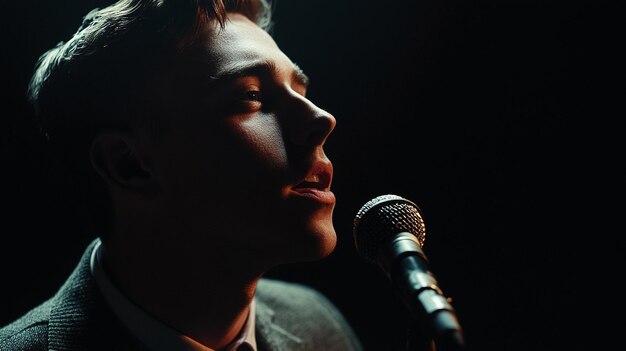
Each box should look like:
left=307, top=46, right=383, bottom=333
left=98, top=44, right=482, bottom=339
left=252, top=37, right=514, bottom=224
left=48, top=238, right=146, bottom=351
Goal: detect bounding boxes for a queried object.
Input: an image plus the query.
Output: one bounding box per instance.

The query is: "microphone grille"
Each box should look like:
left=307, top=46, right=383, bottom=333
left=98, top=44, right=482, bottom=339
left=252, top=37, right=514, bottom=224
left=352, top=194, right=426, bottom=263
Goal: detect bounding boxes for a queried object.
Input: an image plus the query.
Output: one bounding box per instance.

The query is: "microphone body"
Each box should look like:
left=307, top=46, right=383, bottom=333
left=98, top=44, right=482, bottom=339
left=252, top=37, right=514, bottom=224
left=353, top=195, right=464, bottom=350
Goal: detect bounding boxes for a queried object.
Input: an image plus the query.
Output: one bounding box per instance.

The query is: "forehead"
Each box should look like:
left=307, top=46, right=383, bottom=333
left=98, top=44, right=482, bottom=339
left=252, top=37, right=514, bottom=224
left=195, top=13, right=295, bottom=77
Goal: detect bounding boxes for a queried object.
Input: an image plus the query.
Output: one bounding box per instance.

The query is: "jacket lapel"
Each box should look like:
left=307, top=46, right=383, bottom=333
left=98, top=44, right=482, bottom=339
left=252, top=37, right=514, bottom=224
left=255, top=299, right=304, bottom=351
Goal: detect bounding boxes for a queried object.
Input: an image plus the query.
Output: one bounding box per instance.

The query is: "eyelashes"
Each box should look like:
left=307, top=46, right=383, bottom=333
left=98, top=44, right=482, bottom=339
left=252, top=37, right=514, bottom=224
left=242, top=89, right=262, bottom=102
left=227, top=78, right=306, bottom=113
left=228, top=87, right=264, bottom=113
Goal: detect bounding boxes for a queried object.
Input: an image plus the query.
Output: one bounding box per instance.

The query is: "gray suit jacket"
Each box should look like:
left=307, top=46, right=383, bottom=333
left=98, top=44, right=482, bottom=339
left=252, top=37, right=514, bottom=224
left=0, top=239, right=363, bottom=351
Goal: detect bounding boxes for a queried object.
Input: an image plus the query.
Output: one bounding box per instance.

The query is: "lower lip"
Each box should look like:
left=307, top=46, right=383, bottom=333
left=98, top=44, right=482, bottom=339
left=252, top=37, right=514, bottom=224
left=291, top=188, right=336, bottom=205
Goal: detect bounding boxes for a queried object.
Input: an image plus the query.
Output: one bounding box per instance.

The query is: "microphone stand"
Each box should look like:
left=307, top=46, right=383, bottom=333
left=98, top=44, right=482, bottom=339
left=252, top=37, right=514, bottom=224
left=402, top=301, right=465, bottom=351
left=406, top=322, right=467, bottom=351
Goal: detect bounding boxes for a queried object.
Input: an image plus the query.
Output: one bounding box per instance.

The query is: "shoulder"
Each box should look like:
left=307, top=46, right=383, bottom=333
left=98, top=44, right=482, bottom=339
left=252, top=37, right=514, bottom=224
left=0, top=299, right=52, bottom=351
left=256, top=278, right=363, bottom=351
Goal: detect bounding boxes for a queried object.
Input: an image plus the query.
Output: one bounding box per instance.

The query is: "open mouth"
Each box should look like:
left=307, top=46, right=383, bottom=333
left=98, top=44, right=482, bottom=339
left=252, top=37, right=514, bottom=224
left=294, top=174, right=329, bottom=191
left=293, top=162, right=332, bottom=192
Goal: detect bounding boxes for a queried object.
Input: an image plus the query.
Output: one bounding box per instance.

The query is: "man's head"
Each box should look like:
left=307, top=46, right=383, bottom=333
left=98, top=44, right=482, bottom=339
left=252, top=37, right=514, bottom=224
left=29, top=0, right=337, bottom=268
left=29, top=0, right=273, bottom=237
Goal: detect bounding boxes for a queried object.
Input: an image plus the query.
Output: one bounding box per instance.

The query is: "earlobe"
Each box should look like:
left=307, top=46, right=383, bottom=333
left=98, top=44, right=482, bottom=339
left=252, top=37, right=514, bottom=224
left=90, top=132, right=159, bottom=196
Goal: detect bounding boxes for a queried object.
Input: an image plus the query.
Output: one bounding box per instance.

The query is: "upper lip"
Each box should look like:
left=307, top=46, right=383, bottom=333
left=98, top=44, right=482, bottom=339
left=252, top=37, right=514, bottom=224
left=293, top=159, right=333, bottom=191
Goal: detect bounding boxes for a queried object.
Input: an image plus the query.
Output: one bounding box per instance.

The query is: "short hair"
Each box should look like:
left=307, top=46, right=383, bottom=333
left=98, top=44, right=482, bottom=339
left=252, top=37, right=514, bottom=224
left=28, top=0, right=273, bottom=238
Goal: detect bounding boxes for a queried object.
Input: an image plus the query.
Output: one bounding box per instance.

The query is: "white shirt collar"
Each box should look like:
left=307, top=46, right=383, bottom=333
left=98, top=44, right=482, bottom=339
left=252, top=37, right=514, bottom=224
left=90, top=239, right=257, bottom=351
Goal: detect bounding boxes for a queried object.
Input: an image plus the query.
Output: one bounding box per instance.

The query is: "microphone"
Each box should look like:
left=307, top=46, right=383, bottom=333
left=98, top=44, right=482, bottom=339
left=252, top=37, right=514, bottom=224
left=353, top=194, right=465, bottom=350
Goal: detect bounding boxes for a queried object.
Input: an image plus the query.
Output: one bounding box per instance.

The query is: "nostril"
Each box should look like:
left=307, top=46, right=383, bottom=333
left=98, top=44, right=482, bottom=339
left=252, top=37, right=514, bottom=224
left=306, top=130, right=328, bottom=146
left=288, top=95, right=336, bottom=146
left=304, top=115, right=335, bottom=146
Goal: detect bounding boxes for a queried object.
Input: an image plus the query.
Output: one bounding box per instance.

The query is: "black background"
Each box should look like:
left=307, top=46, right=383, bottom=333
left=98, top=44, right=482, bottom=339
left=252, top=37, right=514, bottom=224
left=1, top=1, right=624, bottom=350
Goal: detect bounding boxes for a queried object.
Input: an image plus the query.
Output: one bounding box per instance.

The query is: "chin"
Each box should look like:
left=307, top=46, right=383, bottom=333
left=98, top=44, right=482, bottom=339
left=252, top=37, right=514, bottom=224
left=274, top=223, right=338, bottom=264
left=307, top=226, right=338, bottom=260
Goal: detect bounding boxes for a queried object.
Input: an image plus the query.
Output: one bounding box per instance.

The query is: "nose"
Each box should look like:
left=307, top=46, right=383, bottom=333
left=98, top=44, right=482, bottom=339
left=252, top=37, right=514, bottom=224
left=287, top=94, right=336, bottom=147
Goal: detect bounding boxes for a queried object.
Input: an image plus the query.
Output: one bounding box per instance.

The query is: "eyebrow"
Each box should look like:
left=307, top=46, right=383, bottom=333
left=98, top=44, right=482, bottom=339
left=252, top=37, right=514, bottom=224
left=209, top=60, right=309, bottom=88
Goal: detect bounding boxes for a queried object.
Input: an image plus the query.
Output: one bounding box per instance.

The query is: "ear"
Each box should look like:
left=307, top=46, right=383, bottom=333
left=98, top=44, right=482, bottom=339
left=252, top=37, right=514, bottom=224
left=90, top=131, right=160, bottom=197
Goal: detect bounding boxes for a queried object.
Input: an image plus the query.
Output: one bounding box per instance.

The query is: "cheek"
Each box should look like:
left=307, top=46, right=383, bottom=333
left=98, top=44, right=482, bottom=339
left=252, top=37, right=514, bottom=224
left=159, top=114, right=288, bottom=194
left=235, top=115, right=288, bottom=170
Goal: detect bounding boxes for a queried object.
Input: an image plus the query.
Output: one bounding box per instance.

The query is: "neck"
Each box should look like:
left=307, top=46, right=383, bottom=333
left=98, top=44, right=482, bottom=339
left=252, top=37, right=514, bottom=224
left=100, top=235, right=263, bottom=350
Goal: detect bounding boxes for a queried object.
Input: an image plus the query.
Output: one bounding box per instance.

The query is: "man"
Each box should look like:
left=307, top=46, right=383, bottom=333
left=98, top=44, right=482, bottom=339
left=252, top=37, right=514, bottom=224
left=0, top=0, right=363, bottom=350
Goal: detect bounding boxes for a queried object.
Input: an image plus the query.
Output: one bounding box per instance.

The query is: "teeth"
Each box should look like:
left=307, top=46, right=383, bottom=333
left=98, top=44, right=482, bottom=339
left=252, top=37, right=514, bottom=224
left=305, top=174, right=320, bottom=183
